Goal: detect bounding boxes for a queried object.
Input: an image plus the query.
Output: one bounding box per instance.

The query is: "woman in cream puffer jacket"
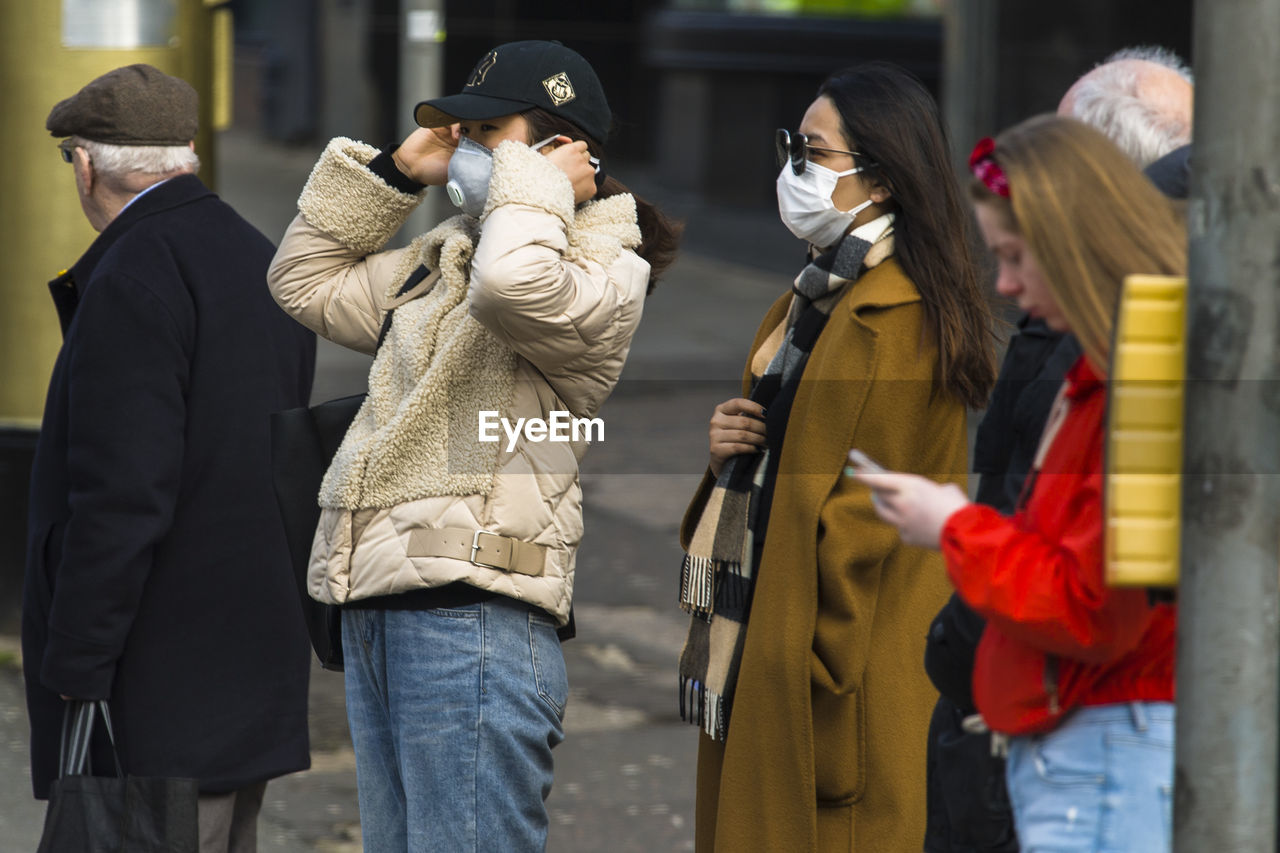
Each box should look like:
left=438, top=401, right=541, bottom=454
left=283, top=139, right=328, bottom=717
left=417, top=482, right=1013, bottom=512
left=269, top=135, right=644, bottom=622
left=267, top=39, right=677, bottom=852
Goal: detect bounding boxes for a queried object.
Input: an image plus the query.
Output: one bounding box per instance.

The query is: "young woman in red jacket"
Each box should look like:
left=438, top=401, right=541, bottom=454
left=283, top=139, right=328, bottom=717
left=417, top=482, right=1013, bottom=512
left=854, top=114, right=1185, bottom=853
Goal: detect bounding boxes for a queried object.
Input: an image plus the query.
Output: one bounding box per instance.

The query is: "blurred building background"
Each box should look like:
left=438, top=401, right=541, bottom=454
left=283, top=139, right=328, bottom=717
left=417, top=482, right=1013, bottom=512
left=0, top=0, right=1193, bottom=630
left=229, top=0, right=1191, bottom=202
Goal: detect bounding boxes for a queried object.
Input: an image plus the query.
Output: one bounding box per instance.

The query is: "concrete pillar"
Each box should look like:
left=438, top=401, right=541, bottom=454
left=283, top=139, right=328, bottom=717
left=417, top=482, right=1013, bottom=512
left=1175, top=0, right=1280, bottom=849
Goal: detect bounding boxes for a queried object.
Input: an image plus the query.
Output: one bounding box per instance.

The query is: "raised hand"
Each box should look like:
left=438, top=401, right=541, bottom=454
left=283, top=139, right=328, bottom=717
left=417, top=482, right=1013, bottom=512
left=541, top=136, right=599, bottom=204
left=392, top=125, right=460, bottom=186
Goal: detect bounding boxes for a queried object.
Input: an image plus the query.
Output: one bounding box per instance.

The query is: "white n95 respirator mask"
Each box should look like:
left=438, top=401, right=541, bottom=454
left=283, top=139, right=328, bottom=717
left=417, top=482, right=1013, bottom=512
left=445, top=135, right=560, bottom=219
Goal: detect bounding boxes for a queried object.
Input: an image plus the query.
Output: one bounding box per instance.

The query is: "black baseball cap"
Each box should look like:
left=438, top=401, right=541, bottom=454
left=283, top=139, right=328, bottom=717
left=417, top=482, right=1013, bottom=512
left=414, top=40, right=611, bottom=145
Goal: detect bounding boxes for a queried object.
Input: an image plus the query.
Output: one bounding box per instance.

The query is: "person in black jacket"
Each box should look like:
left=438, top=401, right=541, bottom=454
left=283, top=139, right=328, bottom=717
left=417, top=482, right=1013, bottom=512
left=22, top=64, right=316, bottom=852
left=923, top=320, right=1080, bottom=853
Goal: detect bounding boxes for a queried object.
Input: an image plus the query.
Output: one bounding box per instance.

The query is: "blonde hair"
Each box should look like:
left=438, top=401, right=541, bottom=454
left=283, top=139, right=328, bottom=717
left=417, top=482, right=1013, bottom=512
left=969, top=115, right=1186, bottom=373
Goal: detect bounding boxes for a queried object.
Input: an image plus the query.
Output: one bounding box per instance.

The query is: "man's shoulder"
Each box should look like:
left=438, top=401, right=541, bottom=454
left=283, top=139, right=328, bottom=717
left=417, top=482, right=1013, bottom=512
left=84, top=202, right=272, bottom=322
left=104, top=192, right=273, bottom=269
left=123, top=175, right=269, bottom=241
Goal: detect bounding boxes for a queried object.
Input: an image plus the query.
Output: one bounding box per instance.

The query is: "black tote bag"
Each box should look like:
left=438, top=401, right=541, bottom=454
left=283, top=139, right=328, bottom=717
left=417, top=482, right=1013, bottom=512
left=268, top=264, right=441, bottom=671
left=269, top=394, right=363, bottom=671
left=37, top=700, right=198, bottom=853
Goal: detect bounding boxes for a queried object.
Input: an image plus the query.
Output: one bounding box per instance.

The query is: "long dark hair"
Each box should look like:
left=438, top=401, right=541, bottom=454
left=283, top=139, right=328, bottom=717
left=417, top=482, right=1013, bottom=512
left=523, top=108, right=682, bottom=292
left=819, top=62, right=997, bottom=409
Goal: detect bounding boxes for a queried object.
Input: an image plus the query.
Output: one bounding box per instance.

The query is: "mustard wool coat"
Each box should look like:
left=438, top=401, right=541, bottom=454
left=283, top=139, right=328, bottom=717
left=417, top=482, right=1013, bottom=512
left=681, top=257, right=964, bottom=852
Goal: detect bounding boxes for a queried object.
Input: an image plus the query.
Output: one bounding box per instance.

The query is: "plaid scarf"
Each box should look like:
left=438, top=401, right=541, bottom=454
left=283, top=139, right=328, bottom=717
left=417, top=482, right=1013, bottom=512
left=678, top=214, right=895, bottom=740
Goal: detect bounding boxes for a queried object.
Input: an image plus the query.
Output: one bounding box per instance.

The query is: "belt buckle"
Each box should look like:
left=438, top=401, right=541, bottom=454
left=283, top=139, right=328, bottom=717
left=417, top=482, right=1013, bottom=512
left=470, top=530, right=505, bottom=570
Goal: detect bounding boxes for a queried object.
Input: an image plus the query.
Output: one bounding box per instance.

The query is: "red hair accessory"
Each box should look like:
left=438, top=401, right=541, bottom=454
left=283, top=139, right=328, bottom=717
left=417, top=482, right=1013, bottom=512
left=969, top=137, right=1010, bottom=198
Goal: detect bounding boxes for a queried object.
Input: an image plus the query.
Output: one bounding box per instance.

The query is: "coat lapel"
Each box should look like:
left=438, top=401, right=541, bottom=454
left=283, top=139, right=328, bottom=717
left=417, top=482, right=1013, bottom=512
left=770, top=258, right=923, bottom=524
left=49, top=175, right=213, bottom=335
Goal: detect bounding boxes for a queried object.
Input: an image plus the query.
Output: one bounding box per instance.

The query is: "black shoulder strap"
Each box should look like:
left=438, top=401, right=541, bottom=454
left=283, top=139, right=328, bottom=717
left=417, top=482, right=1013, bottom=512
left=375, top=264, right=433, bottom=353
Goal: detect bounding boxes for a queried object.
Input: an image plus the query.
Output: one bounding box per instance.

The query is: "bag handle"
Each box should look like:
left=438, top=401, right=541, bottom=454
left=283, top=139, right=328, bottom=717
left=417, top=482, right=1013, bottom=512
left=374, top=265, right=440, bottom=353
left=58, top=700, right=124, bottom=779
left=383, top=267, right=441, bottom=310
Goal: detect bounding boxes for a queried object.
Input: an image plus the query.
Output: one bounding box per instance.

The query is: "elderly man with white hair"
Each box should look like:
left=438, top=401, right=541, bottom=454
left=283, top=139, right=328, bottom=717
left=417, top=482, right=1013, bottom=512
left=1060, top=45, right=1195, bottom=197
left=24, top=63, right=316, bottom=853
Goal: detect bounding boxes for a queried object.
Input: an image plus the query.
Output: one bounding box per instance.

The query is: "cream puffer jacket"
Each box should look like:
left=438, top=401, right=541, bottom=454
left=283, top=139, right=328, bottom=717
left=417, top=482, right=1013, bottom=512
left=267, top=137, right=650, bottom=624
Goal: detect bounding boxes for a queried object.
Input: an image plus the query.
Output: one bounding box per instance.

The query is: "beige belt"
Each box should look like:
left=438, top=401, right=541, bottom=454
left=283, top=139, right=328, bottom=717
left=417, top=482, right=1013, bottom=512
left=406, top=527, right=547, bottom=577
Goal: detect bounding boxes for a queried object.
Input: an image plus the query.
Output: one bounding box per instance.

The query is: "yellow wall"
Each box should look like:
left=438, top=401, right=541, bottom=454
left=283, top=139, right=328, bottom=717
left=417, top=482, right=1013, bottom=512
left=0, top=1, right=222, bottom=426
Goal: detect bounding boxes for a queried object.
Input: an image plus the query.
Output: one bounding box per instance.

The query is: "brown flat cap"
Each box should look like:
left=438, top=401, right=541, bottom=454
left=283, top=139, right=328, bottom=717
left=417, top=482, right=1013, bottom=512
left=46, top=64, right=198, bottom=145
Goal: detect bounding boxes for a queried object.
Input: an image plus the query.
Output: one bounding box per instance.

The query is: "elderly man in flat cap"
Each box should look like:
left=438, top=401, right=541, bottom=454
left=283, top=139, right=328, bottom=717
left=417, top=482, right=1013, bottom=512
left=23, top=63, right=316, bottom=852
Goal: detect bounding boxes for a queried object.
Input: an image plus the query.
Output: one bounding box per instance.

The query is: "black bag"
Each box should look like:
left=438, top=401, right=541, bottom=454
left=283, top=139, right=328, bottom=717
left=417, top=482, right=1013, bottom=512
left=268, top=264, right=441, bottom=671
left=269, top=394, right=364, bottom=671
left=37, top=700, right=199, bottom=853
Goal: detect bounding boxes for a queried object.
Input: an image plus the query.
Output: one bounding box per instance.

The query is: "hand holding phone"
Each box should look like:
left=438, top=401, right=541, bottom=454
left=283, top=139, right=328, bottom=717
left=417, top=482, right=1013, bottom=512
left=845, top=455, right=970, bottom=549
left=845, top=448, right=886, bottom=477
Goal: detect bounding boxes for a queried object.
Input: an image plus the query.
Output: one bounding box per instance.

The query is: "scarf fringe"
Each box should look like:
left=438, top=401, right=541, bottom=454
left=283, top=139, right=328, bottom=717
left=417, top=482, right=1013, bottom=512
left=719, top=559, right=748, bottom=613
left=678, top=676, right=728, bottom=741
left=679, top=554, right=741, bottom=615
left=680, top=552, right=754, bottom=617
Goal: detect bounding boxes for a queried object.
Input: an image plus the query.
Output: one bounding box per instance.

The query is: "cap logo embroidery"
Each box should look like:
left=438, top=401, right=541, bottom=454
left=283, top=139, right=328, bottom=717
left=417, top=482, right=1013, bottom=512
left=542, top=72, right=576, bottom=106
left=468, top=51, right=497, bottom=87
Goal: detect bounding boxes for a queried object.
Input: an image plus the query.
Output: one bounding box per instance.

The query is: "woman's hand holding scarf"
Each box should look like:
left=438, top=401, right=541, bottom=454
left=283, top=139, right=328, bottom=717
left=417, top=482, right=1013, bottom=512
left=707, top=397, right=767, bottom=477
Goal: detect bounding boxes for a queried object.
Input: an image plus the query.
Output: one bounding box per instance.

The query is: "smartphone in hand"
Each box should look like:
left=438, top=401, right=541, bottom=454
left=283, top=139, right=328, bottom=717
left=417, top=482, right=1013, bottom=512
left=845, top=449, right=894, bottom=512
left=846, top=448, right=886, bottom=475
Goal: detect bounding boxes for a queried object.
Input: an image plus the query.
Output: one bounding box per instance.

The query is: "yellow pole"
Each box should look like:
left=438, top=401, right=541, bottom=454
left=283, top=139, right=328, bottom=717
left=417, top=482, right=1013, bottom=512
left=0, top=0, right=226, bottom=427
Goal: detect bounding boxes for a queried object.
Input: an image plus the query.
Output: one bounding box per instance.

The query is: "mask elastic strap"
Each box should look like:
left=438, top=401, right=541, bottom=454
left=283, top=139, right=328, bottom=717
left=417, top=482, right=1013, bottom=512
left=532, top=135, right=602, bottom=174
left=837, top=197, right=876, bottom=217
left=832, top=165, right=865, bottom=179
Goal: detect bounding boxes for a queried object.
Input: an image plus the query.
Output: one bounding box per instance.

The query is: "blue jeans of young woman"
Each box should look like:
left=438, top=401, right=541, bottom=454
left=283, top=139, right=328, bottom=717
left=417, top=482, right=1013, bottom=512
left=341, top=597, right=569, bottom=852
left=1005, top=702, right=1175, bottom=853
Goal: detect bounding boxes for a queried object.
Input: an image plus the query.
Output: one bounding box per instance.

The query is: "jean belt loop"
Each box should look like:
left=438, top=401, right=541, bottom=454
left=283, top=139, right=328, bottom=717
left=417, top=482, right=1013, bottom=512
left=1129, top=701, right=1149, bottom=732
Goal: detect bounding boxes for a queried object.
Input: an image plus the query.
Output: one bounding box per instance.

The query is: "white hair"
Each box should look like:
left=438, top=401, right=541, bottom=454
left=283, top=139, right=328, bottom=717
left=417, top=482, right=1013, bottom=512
left=75, top=137, right=200, bottom=183
left=1067, top=46, right=1193, bottom=166
left=1102, top=45, right=1193, bottom=83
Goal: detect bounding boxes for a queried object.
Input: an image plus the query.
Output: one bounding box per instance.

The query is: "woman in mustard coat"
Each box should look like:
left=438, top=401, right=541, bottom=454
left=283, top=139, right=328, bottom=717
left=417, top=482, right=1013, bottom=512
left=677, top=62, right=998, bottom=851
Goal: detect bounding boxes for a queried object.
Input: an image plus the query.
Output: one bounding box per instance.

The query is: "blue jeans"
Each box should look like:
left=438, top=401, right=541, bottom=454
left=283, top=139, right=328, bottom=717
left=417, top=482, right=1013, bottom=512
left=1006, top=702, right=1174, bottom=853
left=341, top=597, right=569, bottom=852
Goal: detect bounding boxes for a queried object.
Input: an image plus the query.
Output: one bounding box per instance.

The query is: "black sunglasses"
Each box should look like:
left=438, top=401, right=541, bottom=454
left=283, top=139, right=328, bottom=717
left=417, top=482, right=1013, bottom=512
left=775, top=128, right=867, bottom=175
left=58, top=138, right=77, bottom=163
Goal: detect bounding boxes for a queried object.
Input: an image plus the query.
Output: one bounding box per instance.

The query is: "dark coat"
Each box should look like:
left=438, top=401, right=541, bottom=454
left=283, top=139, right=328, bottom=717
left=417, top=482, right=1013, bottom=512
left=1144, top=144, right=1191, bottom=201
left=922, top=318, right=1080, bottom=853
left=971, top=319, right=1083, bottom=515
left=22, top=175, right=316, bottom=798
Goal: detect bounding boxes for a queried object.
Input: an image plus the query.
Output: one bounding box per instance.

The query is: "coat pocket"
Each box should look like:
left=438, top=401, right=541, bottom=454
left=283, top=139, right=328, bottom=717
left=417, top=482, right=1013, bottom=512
left=816, top=801, right=855, bottom=848
left=33, top=522, right=62, bottom=608
left=812, top=683, right=866, bottom=805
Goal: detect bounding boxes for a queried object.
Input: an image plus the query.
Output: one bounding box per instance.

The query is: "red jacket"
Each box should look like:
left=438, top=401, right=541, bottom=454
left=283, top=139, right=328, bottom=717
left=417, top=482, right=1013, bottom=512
left=941, top=356, right=1176, bottom=735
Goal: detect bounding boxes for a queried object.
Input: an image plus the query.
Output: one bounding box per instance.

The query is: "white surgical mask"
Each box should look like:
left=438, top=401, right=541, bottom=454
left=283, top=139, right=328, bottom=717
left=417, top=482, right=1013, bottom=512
left=776, top=161, right=875, bottom=249
left=446, top=135, right=561, bottom=219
